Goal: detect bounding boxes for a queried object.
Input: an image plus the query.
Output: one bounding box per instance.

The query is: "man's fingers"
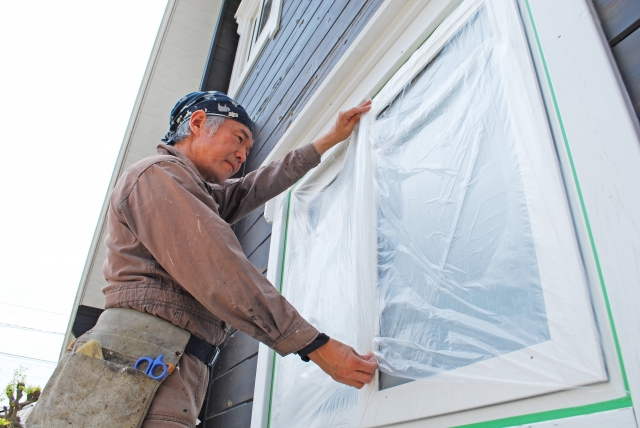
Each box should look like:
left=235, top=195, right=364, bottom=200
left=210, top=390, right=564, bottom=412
left=357, top=359, right=378, bottom=375
left=352, top=349, right=366, bottom=359
left=343, top=115, right=361, bottom=130
left=350, top=348, right=368, bottom=361
left=341, top=101, right=372, bottom=121
left=357, top=99, right=372, bottom=109
left=347, top=106, right=371, bottom=120
left=334, top=363, right=374, bottom=388
left=350, top=350, right=378, bottom=375
left=342, top=111, right=366, bottom=131
left=352, top=369, right=375, bottom=385
left=335, top=376, right=366, bottom=389
left=353, top=100, right=372, bottom=113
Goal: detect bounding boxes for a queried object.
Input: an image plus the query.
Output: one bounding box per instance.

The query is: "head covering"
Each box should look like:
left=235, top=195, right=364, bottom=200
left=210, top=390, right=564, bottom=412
left=162, top=91, right=254, bottom=145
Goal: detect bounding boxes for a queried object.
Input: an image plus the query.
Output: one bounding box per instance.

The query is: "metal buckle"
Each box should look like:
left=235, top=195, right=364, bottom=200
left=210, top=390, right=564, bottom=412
left=209, top=347, right=220, bottom=367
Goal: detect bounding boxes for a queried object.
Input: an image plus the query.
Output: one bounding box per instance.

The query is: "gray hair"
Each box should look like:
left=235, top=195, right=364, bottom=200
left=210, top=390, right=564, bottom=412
left=173, top=115, right=227, bottom=144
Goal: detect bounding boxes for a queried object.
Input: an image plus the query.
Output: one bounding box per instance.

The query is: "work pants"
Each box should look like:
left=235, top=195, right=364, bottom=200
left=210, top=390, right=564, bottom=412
left=142, top=353, right=210, bottom=428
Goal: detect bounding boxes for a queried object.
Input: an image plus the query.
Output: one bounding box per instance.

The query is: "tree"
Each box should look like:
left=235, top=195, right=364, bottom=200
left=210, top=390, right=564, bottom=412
left=1, top=367, right=40, bottom=428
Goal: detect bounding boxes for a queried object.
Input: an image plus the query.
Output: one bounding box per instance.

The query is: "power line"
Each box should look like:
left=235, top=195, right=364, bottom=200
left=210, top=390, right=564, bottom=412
left=0, top=322, right=64, bottom=336
left=0, top=352, right=57, bottom=365
left=0, top=370, right=50, bottom=382
left=0, top=364, right=56, bottom=379
left=0, top=368, right=49, bottom=376
left=0, top=302, right=68, bottom=316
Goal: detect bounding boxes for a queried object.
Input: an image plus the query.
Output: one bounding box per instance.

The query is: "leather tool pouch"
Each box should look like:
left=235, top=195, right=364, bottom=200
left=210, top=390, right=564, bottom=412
left=26, top=308, right=191, bottom=428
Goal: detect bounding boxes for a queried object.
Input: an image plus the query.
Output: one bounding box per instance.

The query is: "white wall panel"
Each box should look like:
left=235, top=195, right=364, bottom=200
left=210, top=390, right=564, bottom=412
left=510, top=408, right=637, bottom=428
left=173, top=11, right=219, bottom=35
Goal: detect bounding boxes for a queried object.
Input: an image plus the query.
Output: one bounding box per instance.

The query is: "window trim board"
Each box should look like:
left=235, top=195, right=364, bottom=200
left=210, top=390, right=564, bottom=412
left=228, top=0, right=282, bottom=97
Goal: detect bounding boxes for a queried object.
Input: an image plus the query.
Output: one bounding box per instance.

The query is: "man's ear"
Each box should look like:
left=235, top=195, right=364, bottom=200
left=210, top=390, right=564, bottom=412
left=189, top=110, right=207, bottom=137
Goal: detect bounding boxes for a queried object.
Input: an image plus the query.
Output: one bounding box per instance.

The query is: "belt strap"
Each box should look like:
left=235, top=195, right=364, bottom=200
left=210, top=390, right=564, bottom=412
left=185, top=335, right=220, bottom=367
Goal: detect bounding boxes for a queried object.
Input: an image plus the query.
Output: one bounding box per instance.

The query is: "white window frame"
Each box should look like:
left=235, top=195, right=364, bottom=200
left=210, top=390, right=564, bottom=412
left=251, top=0, right=640, bottom=426
left=356, top=0, right=607, bottom=424
left=228, top=0, right=282, bottom=96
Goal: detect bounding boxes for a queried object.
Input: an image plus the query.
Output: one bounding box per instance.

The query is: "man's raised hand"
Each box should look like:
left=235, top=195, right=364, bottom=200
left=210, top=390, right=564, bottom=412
left=313, top=100, right=372, bottom=156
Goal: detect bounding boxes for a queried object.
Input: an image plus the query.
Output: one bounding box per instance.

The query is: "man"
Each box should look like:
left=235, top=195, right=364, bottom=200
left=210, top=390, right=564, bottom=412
left=76, top=92, right=374, bottom=427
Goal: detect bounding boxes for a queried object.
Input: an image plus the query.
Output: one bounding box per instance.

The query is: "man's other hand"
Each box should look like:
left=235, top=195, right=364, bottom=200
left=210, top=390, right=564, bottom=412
left=313, top=100, right=372, bottom=156
left=307, top=338, right=378, bottom=389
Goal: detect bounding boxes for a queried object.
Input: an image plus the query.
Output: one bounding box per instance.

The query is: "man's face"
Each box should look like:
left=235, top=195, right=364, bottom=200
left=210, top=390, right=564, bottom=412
left=189, top=117, right=253, bottom=183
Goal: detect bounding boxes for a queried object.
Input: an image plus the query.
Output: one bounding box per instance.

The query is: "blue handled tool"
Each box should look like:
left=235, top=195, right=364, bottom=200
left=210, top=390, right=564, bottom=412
left=134, top=354, right=174, bottom=380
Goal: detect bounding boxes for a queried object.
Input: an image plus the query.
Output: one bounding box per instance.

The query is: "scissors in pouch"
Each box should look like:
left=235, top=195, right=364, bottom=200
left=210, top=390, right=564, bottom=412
left=134, top=354, right=176, bottom=380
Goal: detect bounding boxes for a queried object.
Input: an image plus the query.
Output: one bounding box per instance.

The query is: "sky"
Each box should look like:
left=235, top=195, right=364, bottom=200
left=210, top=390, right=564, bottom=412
left=0, top=0, right=168, bottom=405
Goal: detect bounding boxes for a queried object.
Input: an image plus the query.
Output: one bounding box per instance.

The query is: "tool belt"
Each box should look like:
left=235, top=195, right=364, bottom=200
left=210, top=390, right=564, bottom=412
left=26, top=308, right=219, bottom=428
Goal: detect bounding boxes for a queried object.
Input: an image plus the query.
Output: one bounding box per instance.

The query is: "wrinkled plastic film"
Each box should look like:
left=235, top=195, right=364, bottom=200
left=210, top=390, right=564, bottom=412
left=363, top=3, right=604, bottom=391
left=269, top=1, right=609, bottom=427
left=372, top=7, right=551, bottom=384
left=270, top=141, right=361, bottom=428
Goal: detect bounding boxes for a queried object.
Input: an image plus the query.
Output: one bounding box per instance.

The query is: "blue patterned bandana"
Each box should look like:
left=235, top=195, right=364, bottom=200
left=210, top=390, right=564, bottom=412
left=162, top=91, right=254, bottom=145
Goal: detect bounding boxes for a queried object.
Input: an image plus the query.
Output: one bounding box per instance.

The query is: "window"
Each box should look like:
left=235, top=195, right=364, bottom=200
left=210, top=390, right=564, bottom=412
left=259, top=0, right=621, bottom=427
left=229, top=0, right=282, bottom=96
left=373, top=4, right=552, bottom=390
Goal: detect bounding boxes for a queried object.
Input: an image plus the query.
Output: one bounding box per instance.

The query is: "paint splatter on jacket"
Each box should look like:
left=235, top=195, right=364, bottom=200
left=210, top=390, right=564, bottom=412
left=102, top=143, right=321, bottom=356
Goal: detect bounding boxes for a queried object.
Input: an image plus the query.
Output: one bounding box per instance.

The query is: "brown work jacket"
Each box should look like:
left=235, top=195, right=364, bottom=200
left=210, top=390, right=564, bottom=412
left=102, top=143, right=321, bottom=356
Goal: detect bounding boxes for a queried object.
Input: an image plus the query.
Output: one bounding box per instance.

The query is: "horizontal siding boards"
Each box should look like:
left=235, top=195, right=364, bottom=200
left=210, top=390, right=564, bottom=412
left=205, top=355, right=258, bottom=417
left=612, top=27, right=640, bottom=118
left=212, top=330, right=259, bottom=378
left=213, top=45, right=238, bottom=69
left=71, top=305, right=104, bottom=338
left=233, top=206, right=265, bottom=240
left=247, top=236, right=271, bottom=274
left=206, top=401, right=253, bottom=428
left=592, top=0, right=640, bottom=46
left=241, top=0, right=385, bottom=173
left=242, top=0, right=347, bottom=167
left=201, top=0, right=241, bottom=93
left=591, top=0, right=640, bottom=119
left=251, top=0, right=354, bottom=123
left=238, top=0, right=304, bottom=97
left=246, top=0, right=384, bottom=172
left=239, top=214, right=272, bottom=259
left=238, top=0, right=327, bottom=114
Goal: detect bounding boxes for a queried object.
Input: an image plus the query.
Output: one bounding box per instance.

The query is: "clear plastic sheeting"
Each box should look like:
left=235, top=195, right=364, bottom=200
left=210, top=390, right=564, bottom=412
left=268, top=0, right=607, bottom=426
left=373, top=7, right=550, bottom=384
left=270, top=141, right=361, bottom=428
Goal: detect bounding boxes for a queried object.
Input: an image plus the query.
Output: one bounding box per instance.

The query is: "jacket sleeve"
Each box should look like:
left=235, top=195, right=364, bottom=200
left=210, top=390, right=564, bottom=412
left=115, top=159, right=319, bottom=356
left=211, top=144, right=321, bottom=224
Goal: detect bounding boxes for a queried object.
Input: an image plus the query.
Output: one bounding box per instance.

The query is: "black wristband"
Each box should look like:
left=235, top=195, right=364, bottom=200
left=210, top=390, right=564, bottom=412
left=296, top=333, right=330, bottom=362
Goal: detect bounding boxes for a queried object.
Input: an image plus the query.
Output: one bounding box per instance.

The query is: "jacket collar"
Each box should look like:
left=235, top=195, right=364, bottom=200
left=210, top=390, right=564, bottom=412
left=157, top=144, right=206, bottom=182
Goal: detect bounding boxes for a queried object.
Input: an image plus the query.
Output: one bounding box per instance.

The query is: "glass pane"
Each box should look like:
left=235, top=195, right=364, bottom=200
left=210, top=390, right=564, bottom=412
left=373, top=7, right=550, bottom=388
left=247, top=16, right=261, bottom=62
left=257, top=0, right=273, bottom=37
